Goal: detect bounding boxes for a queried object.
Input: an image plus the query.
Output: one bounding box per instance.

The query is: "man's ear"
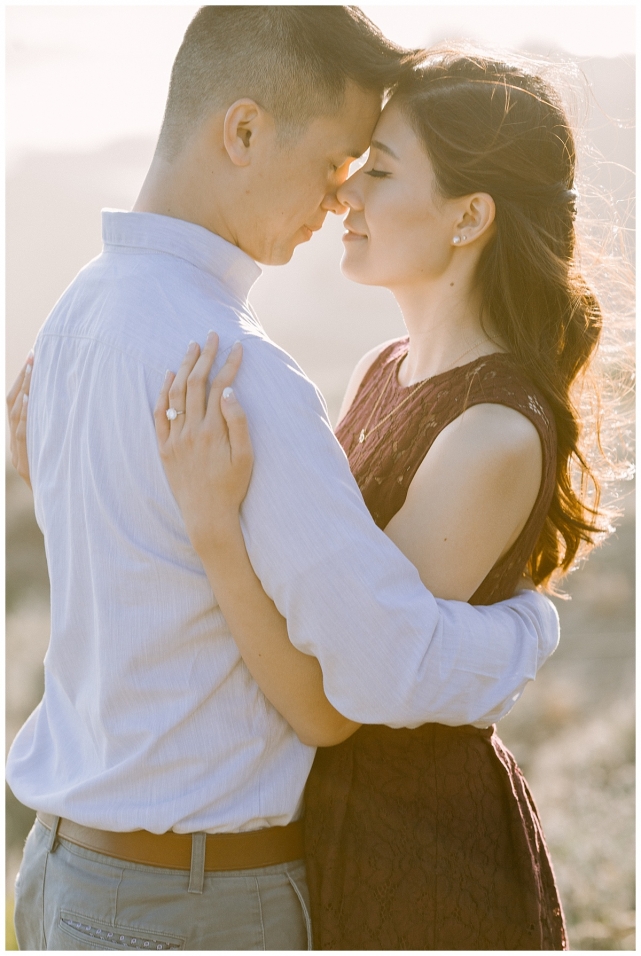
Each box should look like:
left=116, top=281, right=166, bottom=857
left=223, top=99, right=264, bottom=167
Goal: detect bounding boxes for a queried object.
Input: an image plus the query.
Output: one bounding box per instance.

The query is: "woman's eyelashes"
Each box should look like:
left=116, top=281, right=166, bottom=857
left=364, top=169, right=391, bottom=179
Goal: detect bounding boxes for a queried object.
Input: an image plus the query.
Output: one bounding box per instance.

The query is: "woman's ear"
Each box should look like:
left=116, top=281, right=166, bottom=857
left=223, top=99, right=262, bottom=167
left=453, top=193, right=496, bottom=246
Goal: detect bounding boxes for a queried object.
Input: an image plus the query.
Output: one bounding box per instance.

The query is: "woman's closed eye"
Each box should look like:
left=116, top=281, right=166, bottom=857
left=364, top=169, right=391, bottom=179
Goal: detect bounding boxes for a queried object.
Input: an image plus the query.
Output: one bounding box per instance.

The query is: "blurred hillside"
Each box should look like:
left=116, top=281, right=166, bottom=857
left=5, top=53, right=635, bottom=951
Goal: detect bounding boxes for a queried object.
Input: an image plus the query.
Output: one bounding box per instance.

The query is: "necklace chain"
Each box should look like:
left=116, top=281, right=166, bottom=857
left=358, top=338, right=489, bottom=445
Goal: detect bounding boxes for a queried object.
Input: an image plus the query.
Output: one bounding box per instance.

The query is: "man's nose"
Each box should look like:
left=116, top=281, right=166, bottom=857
left=322, top=160, right=359, bottom=215
left=335, top=170, right=362, bottom=214
left=321, top=189, right=349, bottom=215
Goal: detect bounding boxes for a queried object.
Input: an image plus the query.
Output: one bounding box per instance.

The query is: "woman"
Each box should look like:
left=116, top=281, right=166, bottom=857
left=10, top=53, right=612, bottom=949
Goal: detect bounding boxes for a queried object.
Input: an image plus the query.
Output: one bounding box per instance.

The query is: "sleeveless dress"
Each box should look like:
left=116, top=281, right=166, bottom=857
left=304, top=339, right=568, bottom=950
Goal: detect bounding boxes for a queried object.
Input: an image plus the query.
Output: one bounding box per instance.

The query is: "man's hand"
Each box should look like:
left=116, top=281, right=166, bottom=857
left=7, top=353, right=33, bottom=489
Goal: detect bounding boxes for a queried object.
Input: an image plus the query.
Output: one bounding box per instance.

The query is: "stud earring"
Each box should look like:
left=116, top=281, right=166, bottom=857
left=452, top=236, right=461, bottom=245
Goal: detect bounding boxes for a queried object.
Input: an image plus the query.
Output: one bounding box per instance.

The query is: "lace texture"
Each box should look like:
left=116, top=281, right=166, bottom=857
left=304, top=339, right=567, bottom=950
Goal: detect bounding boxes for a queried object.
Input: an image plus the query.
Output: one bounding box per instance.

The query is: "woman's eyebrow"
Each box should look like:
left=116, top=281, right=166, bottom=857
left=370, top=139, right=399, bottom=160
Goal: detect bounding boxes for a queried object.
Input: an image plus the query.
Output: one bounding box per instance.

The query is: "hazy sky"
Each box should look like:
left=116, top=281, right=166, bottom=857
left=6, top=4, right=635, bottom=164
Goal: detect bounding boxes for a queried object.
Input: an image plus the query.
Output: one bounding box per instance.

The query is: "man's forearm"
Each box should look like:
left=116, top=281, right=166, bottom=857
left=321, top=589, right=558, bottom=727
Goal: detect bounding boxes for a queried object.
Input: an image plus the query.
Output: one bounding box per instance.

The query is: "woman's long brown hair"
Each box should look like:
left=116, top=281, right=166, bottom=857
left=393, top=51, right=629, bottom=587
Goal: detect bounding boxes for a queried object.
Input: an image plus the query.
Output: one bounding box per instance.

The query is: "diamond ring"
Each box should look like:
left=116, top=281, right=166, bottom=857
left=166, top=408, right=186, bottom=421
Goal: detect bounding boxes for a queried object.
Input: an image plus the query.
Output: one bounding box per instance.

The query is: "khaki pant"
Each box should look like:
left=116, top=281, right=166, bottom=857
left=14, top=818, right=312, bottom=950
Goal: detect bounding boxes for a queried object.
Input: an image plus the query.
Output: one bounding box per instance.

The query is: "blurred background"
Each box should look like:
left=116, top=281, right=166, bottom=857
left=6, top=5, right=635, bottom=950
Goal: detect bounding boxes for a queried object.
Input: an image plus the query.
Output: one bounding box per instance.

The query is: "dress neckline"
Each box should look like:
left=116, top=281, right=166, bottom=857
left=390, top=339, right=510, bottom=393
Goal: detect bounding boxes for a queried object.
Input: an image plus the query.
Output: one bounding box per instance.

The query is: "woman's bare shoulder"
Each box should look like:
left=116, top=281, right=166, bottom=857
left=406, top=404, right=543, bottom=519
left=448, top=402, right=543, bottom=455
left=422, top=402, right=544, bottom=495
left=385, top=403, right=545, bottom=600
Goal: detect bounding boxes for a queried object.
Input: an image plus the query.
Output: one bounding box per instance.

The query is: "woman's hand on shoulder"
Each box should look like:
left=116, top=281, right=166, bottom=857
left=7, top=352, right=34, bottom=489
left=154, top=332, right=254, bottom=554
left=384, top=403, right=543, bottom=601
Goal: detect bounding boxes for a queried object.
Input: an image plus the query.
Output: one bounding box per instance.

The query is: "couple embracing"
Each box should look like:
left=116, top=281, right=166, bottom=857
left=9, top=5, right=608, bottom=950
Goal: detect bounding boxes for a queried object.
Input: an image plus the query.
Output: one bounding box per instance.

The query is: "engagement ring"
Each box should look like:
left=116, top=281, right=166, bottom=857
left=166, top=408, right=185, bottom=421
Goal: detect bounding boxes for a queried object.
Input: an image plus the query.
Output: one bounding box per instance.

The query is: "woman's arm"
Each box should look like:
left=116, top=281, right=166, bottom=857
left=384, top=402, right=542, bottom=600
left=155, top=333, right=360, bottom=747
left=190, top=519, right=359, bottom=747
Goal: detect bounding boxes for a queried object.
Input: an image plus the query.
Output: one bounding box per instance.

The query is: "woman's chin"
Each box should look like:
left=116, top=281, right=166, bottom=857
left=340, top=251, right=377, bottom=286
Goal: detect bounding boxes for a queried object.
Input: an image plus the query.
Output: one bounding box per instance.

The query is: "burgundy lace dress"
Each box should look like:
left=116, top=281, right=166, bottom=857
left=304, top=339, right=568, bottom=950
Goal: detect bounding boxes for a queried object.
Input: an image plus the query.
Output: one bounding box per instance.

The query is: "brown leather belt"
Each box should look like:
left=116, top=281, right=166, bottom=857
left=37, top=812, right=304, bottom=872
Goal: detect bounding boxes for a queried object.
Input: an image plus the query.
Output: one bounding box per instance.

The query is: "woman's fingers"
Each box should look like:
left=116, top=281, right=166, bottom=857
left=185, top=331, right=219, bottom=421
left=13, top=392, right=32, bottom=488
left=206, top=342, right=243, bottom=424
left=167, top=341, right=201, bottom=433
left=8, top=352, right=34, bottom=488
left=7, top=353, right=33, bottom=422
left=221, top=387, right=253, bottom=477
left=154, top=370, right=176, bottom=447
left=156, top=334, right=239, bottom=449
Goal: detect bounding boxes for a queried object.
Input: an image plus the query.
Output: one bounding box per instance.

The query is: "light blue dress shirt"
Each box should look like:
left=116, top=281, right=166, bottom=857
left=6, top=211, right=559, bottom=834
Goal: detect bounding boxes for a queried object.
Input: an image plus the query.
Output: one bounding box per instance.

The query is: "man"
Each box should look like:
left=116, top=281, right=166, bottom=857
left=7, top=7, right=559, bottom=950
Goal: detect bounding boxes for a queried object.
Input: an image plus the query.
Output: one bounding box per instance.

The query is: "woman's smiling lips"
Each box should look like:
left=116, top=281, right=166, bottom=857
left=342, top=222, right=368, bottom=242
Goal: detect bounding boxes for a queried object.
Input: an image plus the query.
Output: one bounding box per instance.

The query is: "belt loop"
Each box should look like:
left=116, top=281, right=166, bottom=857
left=45, top=815, right=61, bottom=853
left=188, top=833, right=206, bottom=894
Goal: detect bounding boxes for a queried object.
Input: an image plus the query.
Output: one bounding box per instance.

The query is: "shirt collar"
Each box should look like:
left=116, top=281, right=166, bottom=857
left=101, top=210, right=262, bottom=302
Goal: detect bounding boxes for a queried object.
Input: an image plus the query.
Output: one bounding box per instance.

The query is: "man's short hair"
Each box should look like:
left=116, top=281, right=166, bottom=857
left=158, top=6, right=418, bottom=158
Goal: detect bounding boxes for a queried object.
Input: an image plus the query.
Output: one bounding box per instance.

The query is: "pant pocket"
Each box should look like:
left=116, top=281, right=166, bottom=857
left=52, top=910, right=185, bottom=951
left=252, top=862, right=312, bottom=951
left=286, top=867, right=313, bottom=951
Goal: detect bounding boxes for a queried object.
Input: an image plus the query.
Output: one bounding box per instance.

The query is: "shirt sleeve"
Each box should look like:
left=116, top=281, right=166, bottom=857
left=236, top=338, right=560, bottom=728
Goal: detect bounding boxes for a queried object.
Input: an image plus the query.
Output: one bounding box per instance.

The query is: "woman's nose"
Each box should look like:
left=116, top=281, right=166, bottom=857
left=336, top=170, right=363, bottom=211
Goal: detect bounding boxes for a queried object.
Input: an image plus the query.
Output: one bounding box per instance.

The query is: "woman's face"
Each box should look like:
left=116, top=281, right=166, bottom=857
left=337, top=102, right=459, bottom=289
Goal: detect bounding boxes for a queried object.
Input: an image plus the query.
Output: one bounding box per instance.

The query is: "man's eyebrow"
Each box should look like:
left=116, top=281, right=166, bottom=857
left=371, top=139, right=399, bottom=160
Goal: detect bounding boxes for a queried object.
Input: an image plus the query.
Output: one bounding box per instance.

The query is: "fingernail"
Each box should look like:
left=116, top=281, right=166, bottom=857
left=25, top=364, right=32, bottom=375
left=23, top=394, right=28, bottom=405
left=27, top=350, right=34, bottom=360
left=232, top=340, right=242, bottom=351
left=188, top=340, right=198, bottom=351
left=165, top=370, right=172, bottom=381
left=207, top=330, right=217, bottom=344
left=222, top=387, right=235, bottom=402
